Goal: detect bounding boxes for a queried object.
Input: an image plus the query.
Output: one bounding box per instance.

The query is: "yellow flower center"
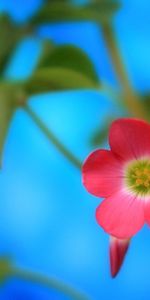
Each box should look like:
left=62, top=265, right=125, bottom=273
left=125, top=159, right=150, bottom=196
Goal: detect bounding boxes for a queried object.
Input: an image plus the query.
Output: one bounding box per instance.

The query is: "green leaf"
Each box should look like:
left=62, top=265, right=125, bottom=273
left=0, top=15, right=21, bottom=74
left=0, top=82, right=26, bottom=166
left=30, top=1, right=120, bottom=25
left=24, top=67, right=99, bottom=96
left=0, top=94, right=14, bottom=166
left=37, top=44, right=99, bottom=84
left=0, top=14, right=31, bottom=75
left=36, top=40, right=55, bottom=69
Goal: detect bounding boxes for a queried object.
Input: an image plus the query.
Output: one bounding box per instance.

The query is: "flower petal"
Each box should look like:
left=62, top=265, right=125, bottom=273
left=82, top=149, right=123, bottom=197
left=144, top=199, right=150, bottom=225
left=96, top=190, right=145, bottom=238
left=109, top=118, right=150, bottom=161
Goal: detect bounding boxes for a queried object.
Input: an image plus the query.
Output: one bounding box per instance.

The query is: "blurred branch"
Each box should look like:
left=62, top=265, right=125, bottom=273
left=101, top=22, right=148, bottom=120
left=24, top=104, right=82, bottom=170
left=30, top=0, right=120, bottom=25
left=101, top=81, right=123, bottom=107
left=13, top=267, right=89, bottom=300
left=0, top=257, right=89, bottom=300
left=89, top=115, right=115, bottom=146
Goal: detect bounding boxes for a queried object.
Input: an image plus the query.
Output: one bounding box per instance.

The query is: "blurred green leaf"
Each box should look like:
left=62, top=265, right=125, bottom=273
left=30, top=0, right=120, bottom=25
left=24, top=67, right=99, bottom=96
left=0, top=257, right=12, bottom=284
left=0, top=82, right=26, bottom=166
left=36, top=40, right=55, bottom=69
left=0, top=15, right=21, bottom=74
left=37, top=44, right=99, bottom=83
left=0, top=14, right=32, bottom=75
left=0, top=93, right=14, bottom=166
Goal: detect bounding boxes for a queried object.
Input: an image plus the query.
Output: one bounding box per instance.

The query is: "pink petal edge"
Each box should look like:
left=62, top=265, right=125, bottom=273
left=96, top=190, right=145, bottom=239
left=82, top=149, right=123, bottom=198
left=109, top=118, right=150, bottom=161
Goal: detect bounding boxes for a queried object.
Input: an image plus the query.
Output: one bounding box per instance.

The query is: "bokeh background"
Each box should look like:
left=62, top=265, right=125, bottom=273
left=0, top=0, right=150, bottom=299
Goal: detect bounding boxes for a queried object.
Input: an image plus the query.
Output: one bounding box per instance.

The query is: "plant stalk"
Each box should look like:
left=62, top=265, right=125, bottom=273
left=101, top=22, right=148, bottom=120
left=13, top=267, right=89, bottom=300
left=24, top=104, right=82, bottom=170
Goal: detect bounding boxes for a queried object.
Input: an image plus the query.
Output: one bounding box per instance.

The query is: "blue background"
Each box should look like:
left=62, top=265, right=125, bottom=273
left=0, top=0, right=150, bottom=299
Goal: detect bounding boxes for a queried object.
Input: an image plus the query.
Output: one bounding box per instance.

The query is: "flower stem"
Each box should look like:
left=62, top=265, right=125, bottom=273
left=101, top=22, right=148, bottom=120
left=24, top=104, right=82, bottom=170
left=12, top=266, right=89, bottom=300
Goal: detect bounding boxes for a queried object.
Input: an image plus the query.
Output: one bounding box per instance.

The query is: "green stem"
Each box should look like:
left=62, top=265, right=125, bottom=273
left=101, top=82, right=124, bottom=109
left=24, top=104, right=82, bottom=170
left=12, top=267, right=89, bottom=300
left=101, top=22, right=148, bottom=120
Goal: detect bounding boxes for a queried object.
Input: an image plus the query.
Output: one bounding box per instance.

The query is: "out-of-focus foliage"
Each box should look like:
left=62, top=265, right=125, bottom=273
left=24, top=67, right=99, bottom=96
left=30, top=0, right=120, bottom=24
left=1, top=0, right=106, bottom=163
left=24, top=44, right=99, bottom=95
left=0, top=16, right=16, bottom=74
left=37, top=44, right=99, bottom=83
left=0, top=257, right=12, bottom=284
left=0, top=83, right=25, bottom=165
left=36, top=40, right=55, bottom=68
left=0, top=34, right=99, bottom=161
left=0, top=15, right=28, bottom=75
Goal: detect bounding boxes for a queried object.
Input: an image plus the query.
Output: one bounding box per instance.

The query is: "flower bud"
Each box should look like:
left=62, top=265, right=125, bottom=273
left=110, top=236, right=130, bottom=277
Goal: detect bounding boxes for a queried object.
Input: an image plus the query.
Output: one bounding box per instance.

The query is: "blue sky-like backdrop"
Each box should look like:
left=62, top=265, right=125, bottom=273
left=0, top=0, right=150, bottom=299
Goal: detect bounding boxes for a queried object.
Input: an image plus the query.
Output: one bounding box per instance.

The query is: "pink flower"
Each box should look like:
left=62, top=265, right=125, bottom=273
left=82, top=118, right=150, bottom=239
